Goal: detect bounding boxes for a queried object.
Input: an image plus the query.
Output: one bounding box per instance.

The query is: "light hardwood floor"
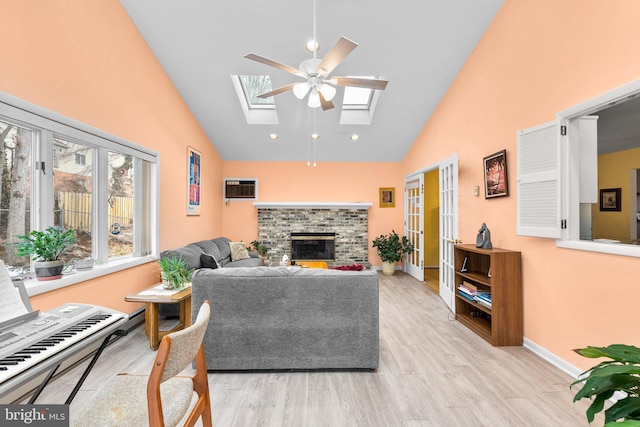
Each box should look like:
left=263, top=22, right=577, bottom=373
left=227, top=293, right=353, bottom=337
left=27, top=271, right=597, bottom=426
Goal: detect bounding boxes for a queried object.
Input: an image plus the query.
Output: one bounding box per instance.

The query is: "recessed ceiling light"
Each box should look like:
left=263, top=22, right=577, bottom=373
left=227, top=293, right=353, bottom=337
left=268, top=133, right=278, bottom=140
left=350, top=134, right=359, bottom=141
left=306, top=40, right=320, bottom=53
left=310, top=133, right=320, bottom=140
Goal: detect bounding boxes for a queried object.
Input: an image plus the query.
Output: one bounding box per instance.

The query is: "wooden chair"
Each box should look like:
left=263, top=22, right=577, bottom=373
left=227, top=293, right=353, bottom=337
left=71, top=301, right=212, bottom=427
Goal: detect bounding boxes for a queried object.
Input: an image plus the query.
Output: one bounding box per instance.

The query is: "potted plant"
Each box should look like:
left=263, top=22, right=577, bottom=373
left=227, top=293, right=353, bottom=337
left=572, top=344, right=640, bottom=426
left=16, top=226, right=76, bottom=281
left=250, top=240, right=268, bottom=265
left=158, top=255, right=194, bottom=290
left=372, top=230, right=414, bottom=276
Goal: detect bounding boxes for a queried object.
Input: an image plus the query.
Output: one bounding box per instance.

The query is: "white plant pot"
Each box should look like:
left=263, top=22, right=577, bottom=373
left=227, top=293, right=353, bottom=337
left=382, top=261, right=396, bottom=276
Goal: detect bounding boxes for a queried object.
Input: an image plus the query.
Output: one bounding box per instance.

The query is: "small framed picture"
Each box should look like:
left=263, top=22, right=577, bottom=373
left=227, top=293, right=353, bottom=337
left=600, top=188, right=621, bottom=211
left=483, top=149, right=509, bottom=199
left=187, top=146, right=202, bottom=216
left=379, top=187, right=395, bottom=208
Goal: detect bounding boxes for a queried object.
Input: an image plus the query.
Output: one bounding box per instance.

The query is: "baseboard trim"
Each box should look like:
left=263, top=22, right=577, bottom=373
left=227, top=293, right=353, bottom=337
left=523, top=337, right=583, bottom=379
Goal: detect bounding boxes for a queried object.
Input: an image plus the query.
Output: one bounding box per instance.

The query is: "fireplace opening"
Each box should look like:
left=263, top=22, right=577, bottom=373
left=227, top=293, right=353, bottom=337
left=290, top=232, right=335, bottom=261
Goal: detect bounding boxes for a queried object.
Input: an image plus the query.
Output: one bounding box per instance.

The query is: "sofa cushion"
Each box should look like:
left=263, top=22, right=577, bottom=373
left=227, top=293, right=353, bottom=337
left=200, top=253, right=220, bottom=269
left=192, top=240, right=222, bottom=261
left=225, top=257, right=262, bottom=268
left=212, top=237, right=232, bottom=265
left=229, top=241, right=250, bottom=261
left=160, top=243, right=203, bottom=270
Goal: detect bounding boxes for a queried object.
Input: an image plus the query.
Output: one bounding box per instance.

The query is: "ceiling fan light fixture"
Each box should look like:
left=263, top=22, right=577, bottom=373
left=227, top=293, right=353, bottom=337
left=308, top=90, right=321, bottom=108
left=293, top=82, right=311, bottom=100
left=319, top=83, right=336, bottom=102
left=305, top=40, right=320, bottom=53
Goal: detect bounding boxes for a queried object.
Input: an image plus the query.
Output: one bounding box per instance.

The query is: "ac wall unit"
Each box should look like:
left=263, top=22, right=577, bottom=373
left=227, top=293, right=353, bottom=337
left=224, top=178, right=258, bottom=201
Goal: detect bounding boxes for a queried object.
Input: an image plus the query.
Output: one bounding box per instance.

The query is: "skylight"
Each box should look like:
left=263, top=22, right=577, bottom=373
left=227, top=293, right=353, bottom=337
left=342, top=76, right=375, bottom=110
left=343, top=87, right=373, bottom=110
left=231, top=75, right=278, bottom=124
left=238, top=75, right=275, bottom=109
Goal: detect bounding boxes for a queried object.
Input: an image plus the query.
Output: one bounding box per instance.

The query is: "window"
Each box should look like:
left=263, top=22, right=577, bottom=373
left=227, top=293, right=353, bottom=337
left=339, top=76, right=384, bottom=125
left=75, top=152, right=86, bottom=166
left=231, top=75, right=279, bottom=124
left=0, top=93, right=158, bottom=289
left=517, top=79, right=640, bottom=257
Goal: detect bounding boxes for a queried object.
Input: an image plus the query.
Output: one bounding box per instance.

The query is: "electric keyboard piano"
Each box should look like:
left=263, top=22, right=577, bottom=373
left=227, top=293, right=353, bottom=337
left=0, top=303, right=127, bottom=403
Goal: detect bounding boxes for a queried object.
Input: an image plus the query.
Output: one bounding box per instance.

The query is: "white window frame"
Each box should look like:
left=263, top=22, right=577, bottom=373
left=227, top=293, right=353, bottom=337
left=518, top=79, right=640, bottom=258
left=0, top=91, right=160, bottom=296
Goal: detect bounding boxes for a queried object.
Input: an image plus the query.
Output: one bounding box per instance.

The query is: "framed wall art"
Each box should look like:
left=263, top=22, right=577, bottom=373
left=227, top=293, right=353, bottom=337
left=187, top=146, right=201, bottom=216
left=379, top=187, right=395, bottom=208
left=483, top=149, right=509, bottom=199
left=599, top=188, right=621, bottom=211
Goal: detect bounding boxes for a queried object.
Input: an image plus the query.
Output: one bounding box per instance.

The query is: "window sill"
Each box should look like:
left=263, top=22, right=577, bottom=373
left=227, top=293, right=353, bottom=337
left=24, top=256, right=157, bottom=297
left=557, top=239, right=640, bottom=258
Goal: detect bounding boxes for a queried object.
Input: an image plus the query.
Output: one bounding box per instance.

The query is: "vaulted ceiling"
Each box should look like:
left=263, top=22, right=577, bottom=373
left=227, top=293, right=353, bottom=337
left=120, top=0, right=504, bottom=162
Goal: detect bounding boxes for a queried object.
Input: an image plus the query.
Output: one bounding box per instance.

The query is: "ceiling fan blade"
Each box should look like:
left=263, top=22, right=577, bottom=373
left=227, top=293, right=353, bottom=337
left=245, top=53, right=304, bottom=77
left=331, top=76, right=388, bottom=91
left=257, top=83, right=297, bottom=99
left=318, top=36, right=358, bottom=77
left=319, top=92, right=335, bottom=111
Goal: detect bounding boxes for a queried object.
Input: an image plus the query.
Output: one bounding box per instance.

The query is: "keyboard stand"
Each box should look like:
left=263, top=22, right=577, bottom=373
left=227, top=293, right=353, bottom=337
left=26, top=329, right=128, bottom=404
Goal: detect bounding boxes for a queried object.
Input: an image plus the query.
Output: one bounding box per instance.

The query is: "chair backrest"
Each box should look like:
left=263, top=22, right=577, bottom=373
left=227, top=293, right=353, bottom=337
left=158, top=300, right=210, bottom=382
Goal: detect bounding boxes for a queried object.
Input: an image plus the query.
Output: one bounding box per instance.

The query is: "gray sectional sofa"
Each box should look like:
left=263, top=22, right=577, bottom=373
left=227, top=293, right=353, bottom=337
left=159, top=237, right=262, bottom=316
left=159, top=236, right=263, bottom=270
left=191, top=266, right=379, bottom=371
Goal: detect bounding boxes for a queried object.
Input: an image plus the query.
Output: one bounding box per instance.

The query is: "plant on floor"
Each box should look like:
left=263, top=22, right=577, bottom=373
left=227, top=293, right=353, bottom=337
left=250, top=240, right=268, bottom=257
left=372, top=230, right=414, bottom=275
left=572, top=344, right=640, bottom=426
left=372, top=230, right=414, bottom=262
left=158, top=255, right=194, bottom=290
left=15, top=227, right=76, bottom=280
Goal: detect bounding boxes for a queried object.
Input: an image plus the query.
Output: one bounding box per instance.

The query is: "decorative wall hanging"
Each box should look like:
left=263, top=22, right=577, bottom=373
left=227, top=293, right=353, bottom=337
left=599, top=188, right=621, bottom=211
left=379, top=187, right=395, bottom=208
left=187, top=146, right=201, bottom=216
left=483, top=149, right=509, bottom=199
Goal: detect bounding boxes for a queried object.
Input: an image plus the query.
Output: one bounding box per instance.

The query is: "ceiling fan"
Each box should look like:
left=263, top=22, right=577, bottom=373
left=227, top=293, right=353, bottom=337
left=244, top=36, right=388, bottom=111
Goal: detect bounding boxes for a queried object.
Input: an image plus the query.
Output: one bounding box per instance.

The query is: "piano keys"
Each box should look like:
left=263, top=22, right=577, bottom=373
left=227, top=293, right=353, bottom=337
left=0, top=303, right=127, bottom=402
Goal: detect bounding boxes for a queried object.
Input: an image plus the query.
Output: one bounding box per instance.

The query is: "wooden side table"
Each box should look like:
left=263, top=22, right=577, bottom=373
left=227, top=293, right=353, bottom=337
left=125, top=283, right=192, bottom=350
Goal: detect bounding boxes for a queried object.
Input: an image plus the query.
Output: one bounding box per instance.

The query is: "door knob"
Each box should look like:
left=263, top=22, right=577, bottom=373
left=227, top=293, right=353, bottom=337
left=447, top=239, right=463, bottom=244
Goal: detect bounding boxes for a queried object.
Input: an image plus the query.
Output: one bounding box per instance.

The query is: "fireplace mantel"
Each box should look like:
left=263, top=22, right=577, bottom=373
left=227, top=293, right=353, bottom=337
left=253, top=202, right=372, bottom=210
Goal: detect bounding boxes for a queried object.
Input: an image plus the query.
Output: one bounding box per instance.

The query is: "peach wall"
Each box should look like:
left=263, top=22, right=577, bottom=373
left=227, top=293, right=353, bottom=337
left=402, top=0, right=640, bottom=370
left=221, top=161, right=404, bottom=264
left=1, top=2, right=222, bottom=312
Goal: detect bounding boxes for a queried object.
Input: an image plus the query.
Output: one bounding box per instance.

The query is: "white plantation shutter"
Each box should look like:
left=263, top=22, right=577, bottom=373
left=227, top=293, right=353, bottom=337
left=516, top=121, right=562, bottom=238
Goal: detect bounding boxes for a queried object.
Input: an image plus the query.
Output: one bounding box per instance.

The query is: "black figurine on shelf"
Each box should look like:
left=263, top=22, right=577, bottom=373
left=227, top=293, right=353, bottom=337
left=476, top=223, right=493, bottom=249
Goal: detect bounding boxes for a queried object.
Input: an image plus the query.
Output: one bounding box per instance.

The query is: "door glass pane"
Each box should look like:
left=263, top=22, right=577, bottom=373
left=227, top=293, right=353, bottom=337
left=54, top=138, right=93, bottom=264
left=0, top=121, right=33, bottom=275
left=108, top=151, right=134, bottom=258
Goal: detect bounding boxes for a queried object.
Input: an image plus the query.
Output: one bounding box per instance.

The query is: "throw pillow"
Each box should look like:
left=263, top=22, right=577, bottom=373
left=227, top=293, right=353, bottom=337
left=229, top=242, right=250, bottom=261
left=200, top=253, right=219, bottom=269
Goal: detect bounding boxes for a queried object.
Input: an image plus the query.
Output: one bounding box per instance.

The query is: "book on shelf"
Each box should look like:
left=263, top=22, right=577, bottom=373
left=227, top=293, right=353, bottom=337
left=462, top=281, right=478, bottom=292
left=457, top=290, right=476, bottom=302
left=474, top=292, right=492, bottom=309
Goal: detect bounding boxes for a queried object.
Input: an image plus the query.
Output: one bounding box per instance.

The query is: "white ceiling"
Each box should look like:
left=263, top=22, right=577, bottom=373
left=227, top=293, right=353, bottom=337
left=120, top=0, right=504, bottom=162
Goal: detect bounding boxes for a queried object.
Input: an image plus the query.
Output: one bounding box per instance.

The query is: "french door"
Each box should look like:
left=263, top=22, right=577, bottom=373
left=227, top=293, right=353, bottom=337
left=404, top=174, right=424, bottom=281
left=439, top=153, right=459, bottom=313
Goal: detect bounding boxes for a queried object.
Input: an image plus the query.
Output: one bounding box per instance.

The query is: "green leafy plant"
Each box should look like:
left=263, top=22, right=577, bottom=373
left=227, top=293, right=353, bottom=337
left=158, top=255, right=194, bottom=290
left=16, top=227, right=76, bottom=261
left=250, top=240, right=268, bottom=257
left=572, top=344, right=640, bottom=426
left=372, top=230, right=414, bottom=263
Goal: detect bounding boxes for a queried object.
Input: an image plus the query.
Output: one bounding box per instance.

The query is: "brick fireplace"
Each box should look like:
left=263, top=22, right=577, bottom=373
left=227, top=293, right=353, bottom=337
left=254, top=202, right=372, bottom=265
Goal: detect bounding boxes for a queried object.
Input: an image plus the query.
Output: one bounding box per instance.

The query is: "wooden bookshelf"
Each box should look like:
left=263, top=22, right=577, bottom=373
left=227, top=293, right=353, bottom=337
left=454, top=244, right=522, bottom=346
